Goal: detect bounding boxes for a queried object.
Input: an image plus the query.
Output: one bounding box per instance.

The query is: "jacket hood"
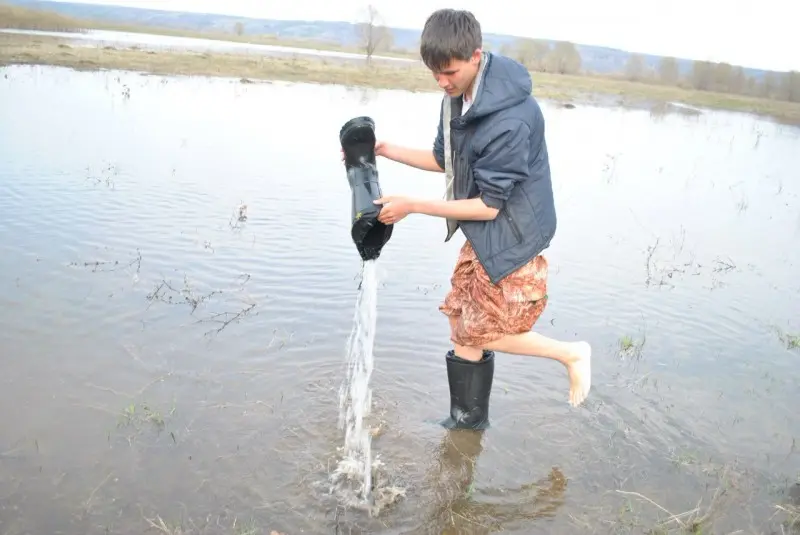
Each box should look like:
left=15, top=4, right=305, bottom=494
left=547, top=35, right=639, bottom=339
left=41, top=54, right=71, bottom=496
left=461, top=52, right=532, bottom=122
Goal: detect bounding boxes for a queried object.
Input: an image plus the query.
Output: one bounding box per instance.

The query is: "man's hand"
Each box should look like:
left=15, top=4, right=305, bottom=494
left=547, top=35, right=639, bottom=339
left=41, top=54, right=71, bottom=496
left=375, top=141, right=390, bottom=157
left=374, top=195, right=416, bottom=225
left=341, top=141, right=390, bottom=161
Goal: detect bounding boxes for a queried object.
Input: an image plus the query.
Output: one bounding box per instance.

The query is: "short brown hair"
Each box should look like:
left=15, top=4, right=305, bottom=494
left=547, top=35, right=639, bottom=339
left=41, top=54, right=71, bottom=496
left=419, top=9, right=482, bottom=72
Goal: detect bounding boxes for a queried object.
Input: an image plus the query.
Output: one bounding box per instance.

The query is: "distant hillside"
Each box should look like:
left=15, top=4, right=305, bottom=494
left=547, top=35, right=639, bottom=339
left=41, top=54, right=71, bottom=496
left=0, top=1, right=87, bottom=30
left=2, top=0, right=770, bottom=79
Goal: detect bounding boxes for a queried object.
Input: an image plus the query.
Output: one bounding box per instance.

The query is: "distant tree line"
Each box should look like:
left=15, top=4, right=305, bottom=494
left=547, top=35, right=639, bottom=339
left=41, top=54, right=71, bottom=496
left=498, top=38, right=582, bottom=75
left=501, top=37, right=800, bottom=103
left=625, top=53, right=800, bottom=103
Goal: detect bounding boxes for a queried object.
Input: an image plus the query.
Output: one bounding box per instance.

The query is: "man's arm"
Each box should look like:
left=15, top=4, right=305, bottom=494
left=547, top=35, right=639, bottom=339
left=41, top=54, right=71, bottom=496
left=409, top=197, right=498, bottom=220
left=382, top=144, right=444, bottom=173
left=379, top=104, right=445, bottom=173
left=399, top=119, right=531, bottom=222
left=472, top=119, right=531, bottom=211
left=375, top=119, right=531, bottom=224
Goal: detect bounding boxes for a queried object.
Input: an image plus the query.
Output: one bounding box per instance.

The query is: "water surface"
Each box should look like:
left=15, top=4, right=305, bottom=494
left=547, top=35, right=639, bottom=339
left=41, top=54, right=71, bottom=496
left=1, top=64, right=799, bottom=534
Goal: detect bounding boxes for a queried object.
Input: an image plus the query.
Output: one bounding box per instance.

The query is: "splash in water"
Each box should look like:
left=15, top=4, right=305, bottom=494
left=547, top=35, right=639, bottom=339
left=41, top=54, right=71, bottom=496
left=335, top=259, right=379, bottom=503
left=326, top=260, right=406, bottom=516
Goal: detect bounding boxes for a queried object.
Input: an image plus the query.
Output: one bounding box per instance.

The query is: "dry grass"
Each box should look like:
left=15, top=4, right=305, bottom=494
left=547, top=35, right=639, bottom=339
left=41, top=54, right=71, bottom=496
left=2, top=31, right=800, bottom=125
left=774, top=503, right=800, bottom=530
left=0, top=33, right=436, bottom=90
left=0, top=1, right=410, bottom=58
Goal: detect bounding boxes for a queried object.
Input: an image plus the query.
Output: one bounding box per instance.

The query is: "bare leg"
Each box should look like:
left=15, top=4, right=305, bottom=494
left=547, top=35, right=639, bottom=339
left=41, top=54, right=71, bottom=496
left=447, top=318, right=591, bottom=407
left=483, top=332, right=591, bottom=407
left=449, top=316, right=483, bottom=361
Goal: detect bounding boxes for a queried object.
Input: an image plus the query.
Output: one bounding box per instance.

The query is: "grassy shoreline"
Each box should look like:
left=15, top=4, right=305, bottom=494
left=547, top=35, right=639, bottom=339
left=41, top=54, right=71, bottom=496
left=0, top=2, right=416, bottom=59
left=3, top=32, right=800, bottom=125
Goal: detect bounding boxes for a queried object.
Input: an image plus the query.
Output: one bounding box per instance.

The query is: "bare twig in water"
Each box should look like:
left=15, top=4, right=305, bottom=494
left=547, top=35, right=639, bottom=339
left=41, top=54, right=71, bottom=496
left=774, top=504, right=799, bottom=530
left=644, top=237, right=660, bottom=286
left=602, top=153, right=619, bottom=183
left=146, top=273, right=257, bottom=336
left=713, top=256, right=737, bottom=273
left=85, top=372, right=173, bottom=400
left=70, top=249, right=142, bottom=275
left=616, top=465, right=734, bottom=533
left=85, top=161, right=119, bottom=188
left=616, top=490, right=687, bottom=530
left=195, top=302, right=257, bottom=337
left=143, top=515, right=181, bottom=534
left=644, top=235, right=706, bottom=287
left=229, top=202, right=248, bottom=230
left=80, top=471, right=113, bottom=517
left=145, top=274, right=221, bottom=312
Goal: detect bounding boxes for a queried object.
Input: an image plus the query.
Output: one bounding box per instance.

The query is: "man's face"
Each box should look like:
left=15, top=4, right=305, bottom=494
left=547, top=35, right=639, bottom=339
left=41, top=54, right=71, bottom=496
left=430, top=49, right=482, bottom=97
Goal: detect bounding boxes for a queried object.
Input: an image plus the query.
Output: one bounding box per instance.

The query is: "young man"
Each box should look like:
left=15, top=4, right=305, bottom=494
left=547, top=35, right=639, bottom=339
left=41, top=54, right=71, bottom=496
left=372, top=9, right=592, bottom=426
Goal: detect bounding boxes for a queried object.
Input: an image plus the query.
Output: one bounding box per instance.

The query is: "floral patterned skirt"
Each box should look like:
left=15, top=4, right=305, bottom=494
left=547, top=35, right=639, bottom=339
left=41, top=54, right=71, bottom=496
left=439, top=240, right=549, bottom=347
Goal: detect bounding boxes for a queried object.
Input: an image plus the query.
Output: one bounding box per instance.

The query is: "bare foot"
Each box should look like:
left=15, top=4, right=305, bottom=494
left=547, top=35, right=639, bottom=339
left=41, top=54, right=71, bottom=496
left=566, top=341, right=591, bottom=407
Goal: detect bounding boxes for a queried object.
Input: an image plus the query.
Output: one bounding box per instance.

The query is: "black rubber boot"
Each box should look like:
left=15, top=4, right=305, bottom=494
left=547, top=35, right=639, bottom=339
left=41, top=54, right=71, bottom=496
left=441, top=349, right=495, bottom=430
left=339, top=116, right=393, bottom=262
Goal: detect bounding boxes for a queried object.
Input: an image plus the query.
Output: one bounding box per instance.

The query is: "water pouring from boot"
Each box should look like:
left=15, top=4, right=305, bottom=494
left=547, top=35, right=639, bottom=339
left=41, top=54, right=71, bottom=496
left=342, top=117, right=495, bottom=430
left=332, top=116, right=395, bottom=510
left=334, top=116, right=495, bottom=515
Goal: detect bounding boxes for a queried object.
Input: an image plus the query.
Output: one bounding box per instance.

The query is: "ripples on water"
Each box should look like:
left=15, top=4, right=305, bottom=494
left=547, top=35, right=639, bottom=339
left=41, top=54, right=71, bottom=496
left=0, top=64, right=799, bottom=534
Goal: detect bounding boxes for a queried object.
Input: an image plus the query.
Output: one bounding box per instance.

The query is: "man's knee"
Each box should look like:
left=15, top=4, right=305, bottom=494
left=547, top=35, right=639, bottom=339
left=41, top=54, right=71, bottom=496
left=453, top=343, right=483, bottom=362
left=447, top=316, right=484, bottom=361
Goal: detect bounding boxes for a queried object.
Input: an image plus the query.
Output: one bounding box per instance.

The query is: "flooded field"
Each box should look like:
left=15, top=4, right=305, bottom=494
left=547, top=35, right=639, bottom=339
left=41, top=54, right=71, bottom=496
left=0, top=28, right=415, bottom=66
left=0, top=64, right=799, bottom=534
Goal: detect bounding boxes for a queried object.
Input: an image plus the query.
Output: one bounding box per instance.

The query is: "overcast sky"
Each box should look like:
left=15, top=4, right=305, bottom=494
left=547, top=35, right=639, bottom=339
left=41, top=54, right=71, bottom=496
left=49, top=0, right=799, bottom=72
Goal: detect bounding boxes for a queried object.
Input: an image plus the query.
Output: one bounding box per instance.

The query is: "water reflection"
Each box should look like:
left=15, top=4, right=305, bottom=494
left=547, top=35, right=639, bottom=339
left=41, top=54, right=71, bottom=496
left=414, top=429, right=568, bottom=534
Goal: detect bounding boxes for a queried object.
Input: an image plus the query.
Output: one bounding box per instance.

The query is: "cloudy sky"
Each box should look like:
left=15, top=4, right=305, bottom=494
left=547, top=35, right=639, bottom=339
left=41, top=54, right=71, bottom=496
left=49, top=0, right=798, bottom=72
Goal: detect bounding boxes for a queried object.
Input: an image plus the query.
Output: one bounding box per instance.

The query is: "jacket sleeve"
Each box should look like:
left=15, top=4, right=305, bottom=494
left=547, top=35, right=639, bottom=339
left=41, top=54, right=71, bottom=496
left=472, top=119, right=531, bottom=210
left=432, top=101, right=445, bottom=171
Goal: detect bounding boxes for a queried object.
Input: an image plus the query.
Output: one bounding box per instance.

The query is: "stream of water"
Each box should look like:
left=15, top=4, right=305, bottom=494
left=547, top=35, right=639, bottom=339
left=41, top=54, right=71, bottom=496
left=333, top=259, right=382, bottom=508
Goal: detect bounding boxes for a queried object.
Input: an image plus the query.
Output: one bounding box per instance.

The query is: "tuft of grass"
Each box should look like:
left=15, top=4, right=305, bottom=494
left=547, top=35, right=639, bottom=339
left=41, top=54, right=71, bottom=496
left=619, top=335, right=635, bottom=352
left=618, top=333, right=646, bottom=360
left=141, top=513, right=266, bottom=535
left=118, top=400, right=175, bottom=431
left=782, top=332, right=800, bottom=351
left=772, top=325, right=800, bottom=351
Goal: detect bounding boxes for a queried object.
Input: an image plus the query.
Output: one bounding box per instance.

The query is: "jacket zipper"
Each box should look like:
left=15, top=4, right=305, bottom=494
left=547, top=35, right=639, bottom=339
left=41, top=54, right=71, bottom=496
left=505, top=209, right=523, bottom=242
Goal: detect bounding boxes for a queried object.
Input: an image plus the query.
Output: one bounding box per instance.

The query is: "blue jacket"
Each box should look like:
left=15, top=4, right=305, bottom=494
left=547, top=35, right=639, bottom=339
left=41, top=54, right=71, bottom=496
left=433, top=52, right=557, bottom=285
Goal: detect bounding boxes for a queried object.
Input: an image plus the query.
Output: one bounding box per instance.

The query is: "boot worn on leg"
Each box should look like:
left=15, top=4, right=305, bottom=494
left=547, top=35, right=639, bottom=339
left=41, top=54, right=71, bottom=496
left=339, top=116, right=393, bottom=262
left=441, top=349, right=495, bottom=430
